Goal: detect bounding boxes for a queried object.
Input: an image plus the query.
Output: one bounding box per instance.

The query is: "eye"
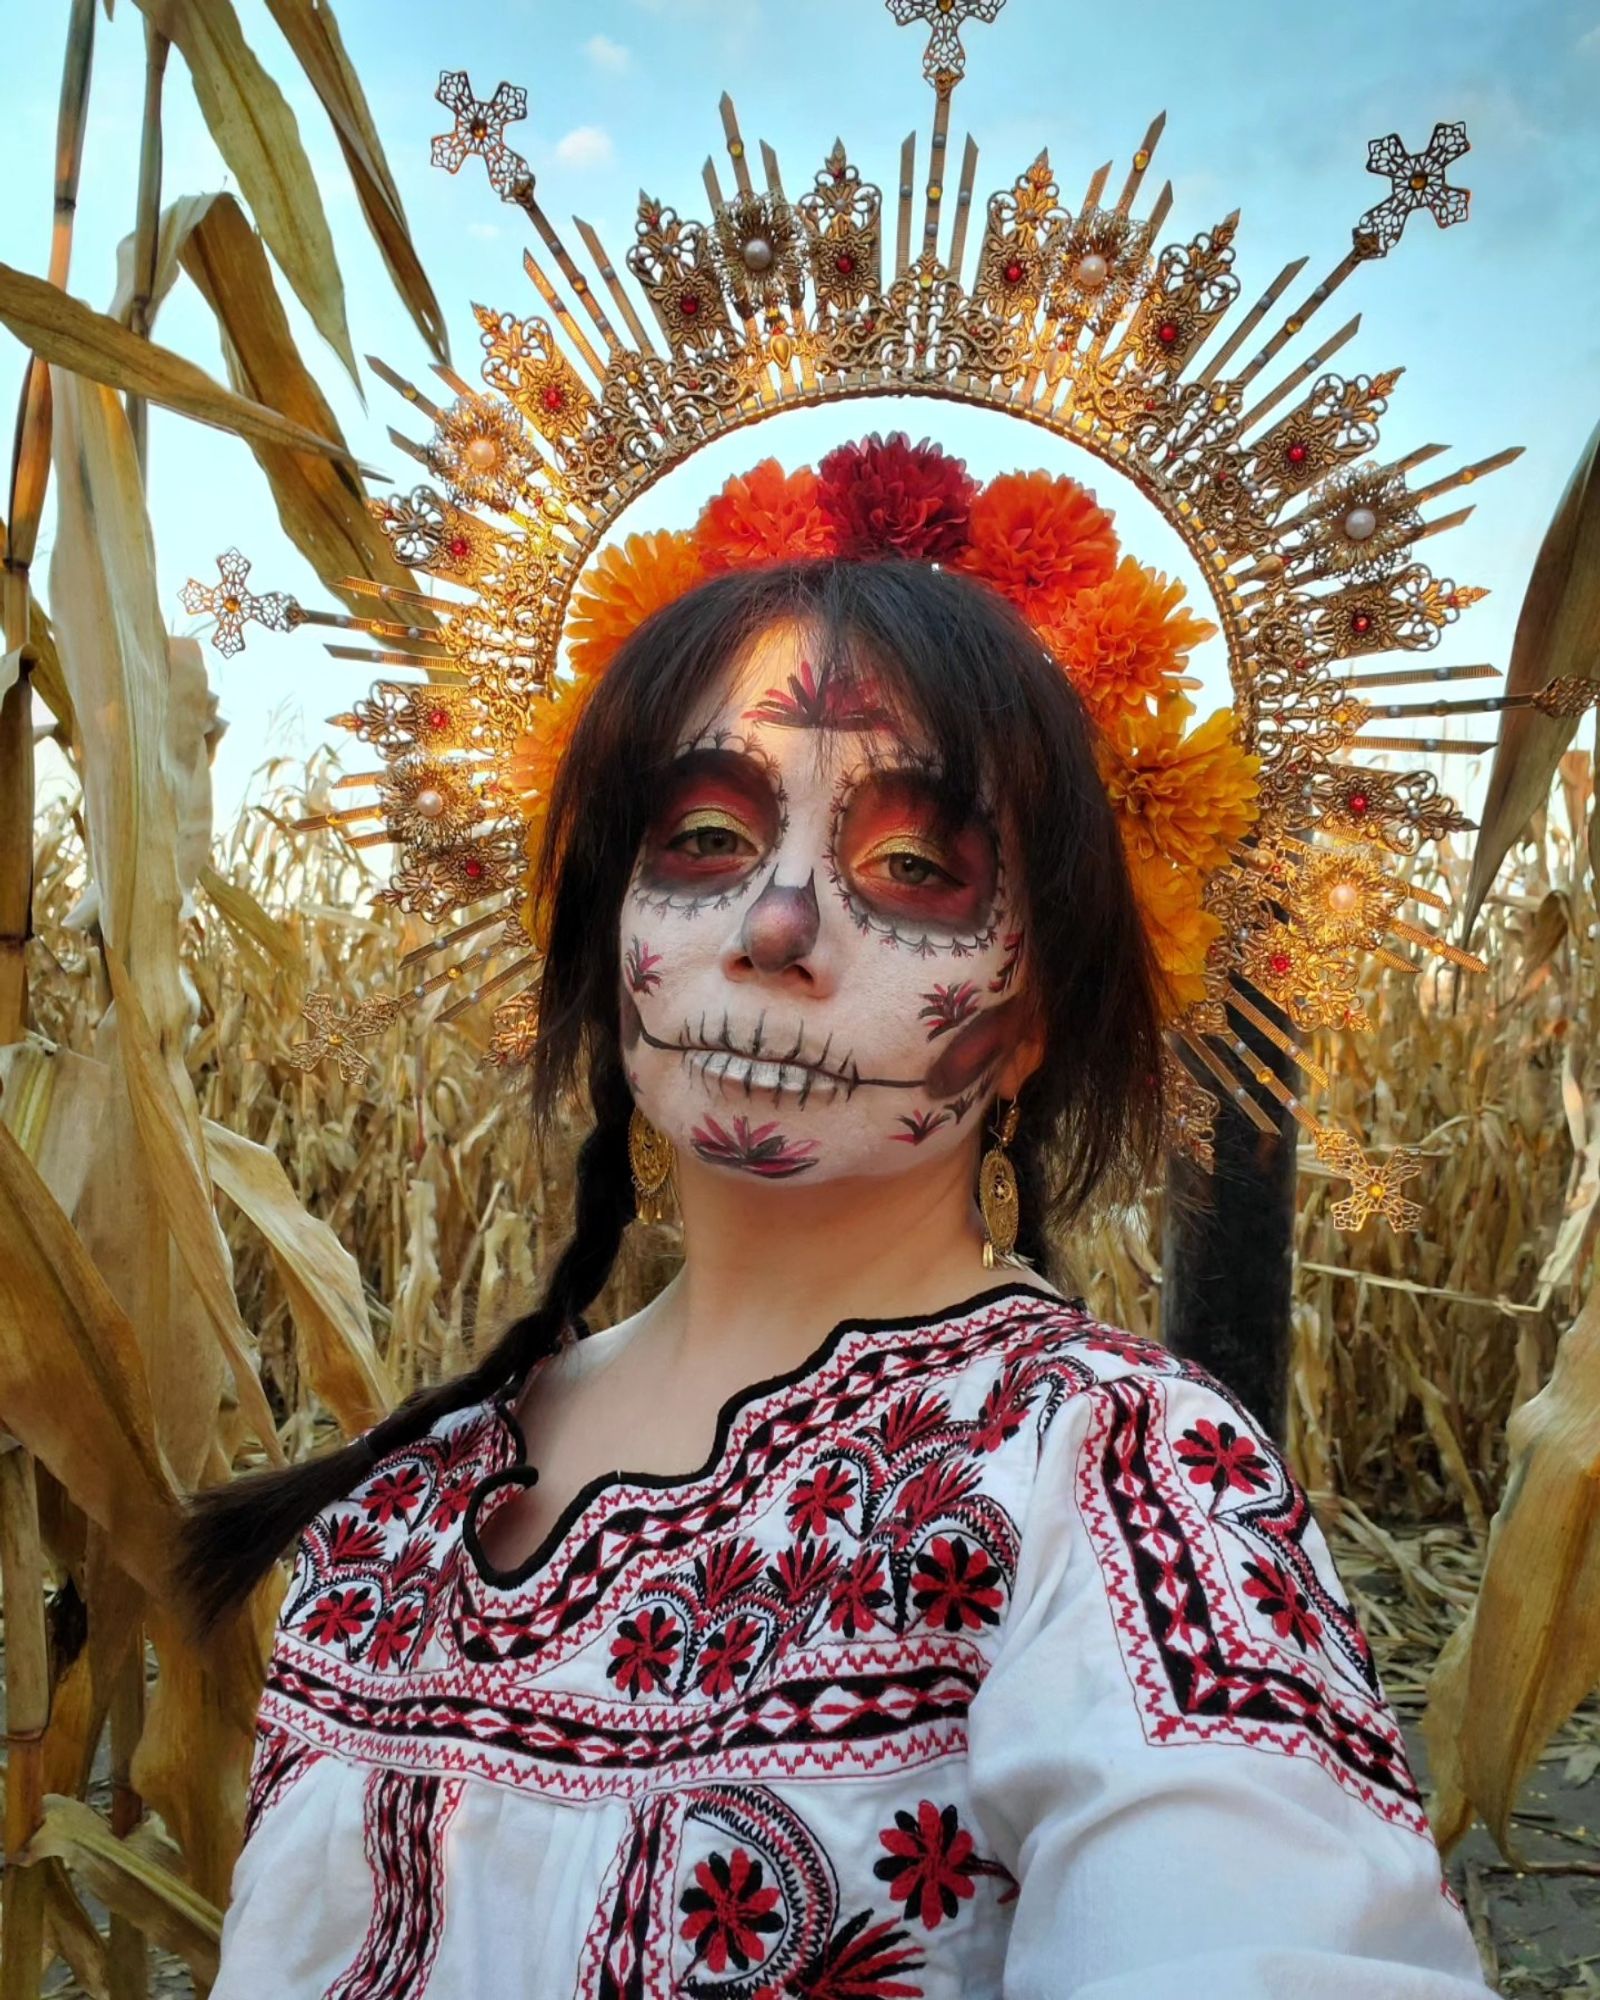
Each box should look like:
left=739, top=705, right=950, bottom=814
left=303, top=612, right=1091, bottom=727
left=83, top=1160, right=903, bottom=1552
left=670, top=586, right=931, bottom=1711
left=667, top=809, right=759, bottom=861
left=833, top=773, right=998, bottom=933
left=860, top=837, right=962, bottom=890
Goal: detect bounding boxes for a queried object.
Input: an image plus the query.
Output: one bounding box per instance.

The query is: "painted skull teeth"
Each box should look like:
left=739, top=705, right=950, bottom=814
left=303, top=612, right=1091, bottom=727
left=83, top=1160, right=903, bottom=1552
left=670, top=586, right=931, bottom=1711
left=689, top=1048, right=844, bottom=1108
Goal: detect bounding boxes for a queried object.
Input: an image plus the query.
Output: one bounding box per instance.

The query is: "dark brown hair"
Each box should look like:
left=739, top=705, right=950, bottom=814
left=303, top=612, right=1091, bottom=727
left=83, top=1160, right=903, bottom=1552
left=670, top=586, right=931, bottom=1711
left=177, top=558, right=1166, bottom=1629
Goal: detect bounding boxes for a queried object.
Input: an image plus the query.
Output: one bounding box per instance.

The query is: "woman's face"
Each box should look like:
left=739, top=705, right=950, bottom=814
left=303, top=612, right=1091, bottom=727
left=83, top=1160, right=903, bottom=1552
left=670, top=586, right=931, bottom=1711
left=618, top=621, right=1036, bottom=1187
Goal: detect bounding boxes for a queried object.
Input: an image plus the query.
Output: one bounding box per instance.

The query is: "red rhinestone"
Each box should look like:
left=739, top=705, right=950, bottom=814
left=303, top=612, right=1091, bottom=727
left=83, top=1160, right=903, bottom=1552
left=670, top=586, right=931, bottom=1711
left=1157, top=321, right=1179, bottom=345
left=427, top=707, right=449, bottom=731
left=1445, top=592, right=1459, bottom=610
left=447, top=536, right=471, bottom=561
left=679, top=293, right=700, bottom=316
left=542, top=385, right=566, bottom=412
left=1348, top=792, right=1370, bottom=815
left=1352, top=612, right=1372, bottom=635
left=464, top=857, right=484, bottom=880
left=1004, top=259, right=1025, bottom=284
left=835, top=252, right=856, bottom=275
left=1269, top=951, right=1293, bottom=976
left=1286, top=442, right=1308, bottom=464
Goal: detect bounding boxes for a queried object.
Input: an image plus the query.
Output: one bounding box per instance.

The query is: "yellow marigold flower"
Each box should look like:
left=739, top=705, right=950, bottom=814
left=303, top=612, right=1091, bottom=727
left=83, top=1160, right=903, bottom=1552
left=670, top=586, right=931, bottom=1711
left=1126, top=851, right=1223, bottom=1018
left=1099, top=696, right=1261, bottom=880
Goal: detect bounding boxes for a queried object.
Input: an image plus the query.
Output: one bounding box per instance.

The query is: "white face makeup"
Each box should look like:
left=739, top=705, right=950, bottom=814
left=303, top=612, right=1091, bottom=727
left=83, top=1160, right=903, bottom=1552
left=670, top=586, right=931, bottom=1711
left=618, top=622, right=1032, bottom=1188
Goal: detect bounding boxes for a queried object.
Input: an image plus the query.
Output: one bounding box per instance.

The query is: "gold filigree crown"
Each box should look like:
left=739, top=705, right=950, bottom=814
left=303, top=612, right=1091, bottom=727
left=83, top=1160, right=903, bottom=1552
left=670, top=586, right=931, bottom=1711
left=185, top=0, right=1589, bottom=1233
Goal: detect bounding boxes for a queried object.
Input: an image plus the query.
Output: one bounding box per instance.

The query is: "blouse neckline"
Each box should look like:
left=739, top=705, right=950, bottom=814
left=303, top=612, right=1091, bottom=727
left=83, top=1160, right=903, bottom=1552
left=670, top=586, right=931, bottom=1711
left=461, top=1278, right=1066, bottom=1593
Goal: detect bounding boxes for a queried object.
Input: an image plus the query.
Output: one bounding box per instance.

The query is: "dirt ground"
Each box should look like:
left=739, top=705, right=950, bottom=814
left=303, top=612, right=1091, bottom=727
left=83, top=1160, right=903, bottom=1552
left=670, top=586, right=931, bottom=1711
left=10, top=1519, right=1600, bottom=1997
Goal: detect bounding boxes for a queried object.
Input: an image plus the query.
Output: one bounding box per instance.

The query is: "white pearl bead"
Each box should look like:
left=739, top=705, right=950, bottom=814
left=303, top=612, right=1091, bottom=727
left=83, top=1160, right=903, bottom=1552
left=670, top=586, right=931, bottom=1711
left=1328, top=882, right=1360, bottom=912
left=464, top=436, right=498, bottom=470
left=414, top=787, right=446, bottom=819
left=742, top=236, right=775, bottom=272
left=1074, top=252, right=1109, bottom=289
left=1342, top=505, right=1378, bottom=542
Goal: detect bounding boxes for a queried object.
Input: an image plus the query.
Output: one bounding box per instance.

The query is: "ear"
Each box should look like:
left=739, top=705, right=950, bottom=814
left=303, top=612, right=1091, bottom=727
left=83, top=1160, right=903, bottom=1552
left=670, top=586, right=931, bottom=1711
left=993, top=1004, right=1046, bottom=1100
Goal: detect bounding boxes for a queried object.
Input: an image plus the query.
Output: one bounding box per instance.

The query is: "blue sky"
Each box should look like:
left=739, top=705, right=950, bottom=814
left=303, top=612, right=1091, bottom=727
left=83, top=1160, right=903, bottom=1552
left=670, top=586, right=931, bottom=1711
left=5, top=0, right=1598, bottom=826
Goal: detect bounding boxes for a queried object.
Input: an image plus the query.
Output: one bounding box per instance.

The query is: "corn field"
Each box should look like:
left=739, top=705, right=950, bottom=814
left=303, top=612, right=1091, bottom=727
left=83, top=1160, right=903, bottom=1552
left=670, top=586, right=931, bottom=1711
left=1, top=1, right=1599, bottom=1994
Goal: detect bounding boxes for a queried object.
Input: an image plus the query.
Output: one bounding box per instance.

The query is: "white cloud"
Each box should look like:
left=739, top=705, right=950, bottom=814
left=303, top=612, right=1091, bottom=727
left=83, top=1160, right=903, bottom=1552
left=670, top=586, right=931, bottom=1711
left=555, top=125, right=615, bottom=168
left=467, top=221, right=502, bottom=241
left=1578, top=21, right=1600, bottom=51
left=585, top=33, right=631, bottom=71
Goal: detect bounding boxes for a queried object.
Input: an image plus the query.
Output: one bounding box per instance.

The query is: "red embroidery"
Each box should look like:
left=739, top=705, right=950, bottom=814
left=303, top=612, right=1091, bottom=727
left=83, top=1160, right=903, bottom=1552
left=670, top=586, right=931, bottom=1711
left=325, top=1768, right=463, bottom=1998
left=678, top=1845, right=783, bottom=1974
left=242, top=1721, right=324, bottom=1844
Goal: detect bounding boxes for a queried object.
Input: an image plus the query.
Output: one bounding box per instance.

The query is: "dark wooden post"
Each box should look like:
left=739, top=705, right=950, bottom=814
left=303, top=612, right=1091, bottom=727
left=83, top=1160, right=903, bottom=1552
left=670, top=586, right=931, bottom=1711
left=1160, top=998, right=1298, bottom=1441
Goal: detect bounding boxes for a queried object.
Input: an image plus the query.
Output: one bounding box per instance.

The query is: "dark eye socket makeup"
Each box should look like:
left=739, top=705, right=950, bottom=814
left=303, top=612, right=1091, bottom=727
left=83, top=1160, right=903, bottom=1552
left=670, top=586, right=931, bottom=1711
left=832, top=768, right=998, bottom=931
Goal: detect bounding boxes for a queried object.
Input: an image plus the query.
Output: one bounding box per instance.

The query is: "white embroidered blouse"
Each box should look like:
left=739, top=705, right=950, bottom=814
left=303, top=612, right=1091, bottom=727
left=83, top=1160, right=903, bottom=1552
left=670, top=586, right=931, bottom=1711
left=214, top=1283, right=1488, bottom=1999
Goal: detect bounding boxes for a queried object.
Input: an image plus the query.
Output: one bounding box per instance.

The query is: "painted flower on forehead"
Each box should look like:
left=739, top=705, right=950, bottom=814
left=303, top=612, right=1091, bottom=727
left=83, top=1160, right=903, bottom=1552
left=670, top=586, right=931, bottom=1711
left=1044, top=556, right=1218, bottom=724
left=693, top=459, right=834, bottom=571
left=1097, top=696, right=1260, bottom=880
left=816, top=432, right=979, bottom=561
left=566, top=529, right=706, bottom=679
left=955, top=468, right=1118, bottom=619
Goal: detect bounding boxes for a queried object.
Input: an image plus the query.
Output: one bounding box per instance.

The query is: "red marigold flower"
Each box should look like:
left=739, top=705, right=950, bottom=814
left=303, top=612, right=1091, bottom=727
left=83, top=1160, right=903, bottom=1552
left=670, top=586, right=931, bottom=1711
left=955, top=469, right=1118, bottom=618
left=694, top=459, right=835, bottom=572
left=815, top=432, right=978, bottom=560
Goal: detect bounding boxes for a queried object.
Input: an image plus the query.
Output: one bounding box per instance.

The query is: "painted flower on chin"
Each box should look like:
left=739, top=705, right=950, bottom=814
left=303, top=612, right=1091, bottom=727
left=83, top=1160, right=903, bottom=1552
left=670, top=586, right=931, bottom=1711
left=691, top=1115, right=821, bottom=1179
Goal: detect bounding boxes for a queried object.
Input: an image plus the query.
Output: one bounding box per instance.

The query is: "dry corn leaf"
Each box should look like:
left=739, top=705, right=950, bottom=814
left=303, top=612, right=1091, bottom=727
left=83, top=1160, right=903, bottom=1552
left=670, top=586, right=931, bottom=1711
left=263, top=0, right=449, bottom=364
left=107, top=190, right=218, bottom=327
left=0, top=1036, right=110, bottom=1220
left=22, top=1794, right=222, bottom=1985
left=177, top=193, right=437, bottom=628
left=135, top=1594, right=275, bottom=1912
left=0, top=1118, right=178, bottom=1601
left=197, top=861, right=299, bottom=970
left=1423, top=1280, right=1600, bottom=1859
left=105, top=946, right=285, bottom=1468
left=132, top=0, right=358, bottom=387
left=42, top=1859, right=111, bottom=2000
left=204, top=1117, right=395, bottom=1434
left=0, top=263, right=353, bottom=461
left=1463, top=420, right=1600, bottom=936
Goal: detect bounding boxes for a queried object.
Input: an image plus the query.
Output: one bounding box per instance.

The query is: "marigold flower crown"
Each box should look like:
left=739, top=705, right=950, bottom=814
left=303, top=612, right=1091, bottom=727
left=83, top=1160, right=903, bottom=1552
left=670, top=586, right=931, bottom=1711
left=184, top=0, right=1583, bottom=1234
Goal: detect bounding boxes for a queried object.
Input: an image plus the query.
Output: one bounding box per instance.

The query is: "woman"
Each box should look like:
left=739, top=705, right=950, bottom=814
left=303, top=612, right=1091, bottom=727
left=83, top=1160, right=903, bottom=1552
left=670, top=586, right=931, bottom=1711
left=190, top=552, right=1488, bottom=1997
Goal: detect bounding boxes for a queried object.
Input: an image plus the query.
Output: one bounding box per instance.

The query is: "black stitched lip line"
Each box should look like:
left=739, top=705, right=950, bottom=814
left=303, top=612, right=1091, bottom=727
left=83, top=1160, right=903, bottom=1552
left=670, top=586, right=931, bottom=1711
left=637, top=1009, right=924, bottom=1104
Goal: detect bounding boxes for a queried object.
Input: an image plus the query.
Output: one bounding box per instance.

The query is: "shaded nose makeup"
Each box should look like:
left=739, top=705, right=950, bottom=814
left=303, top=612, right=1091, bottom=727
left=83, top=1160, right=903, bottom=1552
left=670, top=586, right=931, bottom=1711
left=741, top=870, right=822, bottom=972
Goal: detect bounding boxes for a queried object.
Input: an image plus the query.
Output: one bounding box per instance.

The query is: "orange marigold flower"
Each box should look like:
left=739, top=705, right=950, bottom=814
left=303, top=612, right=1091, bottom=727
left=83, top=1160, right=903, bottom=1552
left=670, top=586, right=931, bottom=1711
left=955, top=470, right=1118, bottom=618
left=1126, top=853, right=1222, bottom=1018
left=694, top=460, right=835, bottom=572
left=507, top=669, right=599, bottom=949
left=566, top=530, right=706, bottom=679
left=1045, top=557, right=1218, bottom=723
left=1098, top=696, right=1261, bottom=879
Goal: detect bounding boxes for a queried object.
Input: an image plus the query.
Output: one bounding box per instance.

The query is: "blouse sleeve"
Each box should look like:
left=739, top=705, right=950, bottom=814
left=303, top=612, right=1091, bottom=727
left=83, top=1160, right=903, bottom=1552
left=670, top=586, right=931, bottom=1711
left=966, top=1356, right=1490, bottom=1999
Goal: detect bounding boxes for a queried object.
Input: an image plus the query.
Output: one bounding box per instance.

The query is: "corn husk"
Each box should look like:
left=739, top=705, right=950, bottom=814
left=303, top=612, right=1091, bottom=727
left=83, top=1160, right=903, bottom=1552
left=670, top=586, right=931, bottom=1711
left=132, top=0, right=358, bottom=388
left=0, top=262, right=353, bottom=462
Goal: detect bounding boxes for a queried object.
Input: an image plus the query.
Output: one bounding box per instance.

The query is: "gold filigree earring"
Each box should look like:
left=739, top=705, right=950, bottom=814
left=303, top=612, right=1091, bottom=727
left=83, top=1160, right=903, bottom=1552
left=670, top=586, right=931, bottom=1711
left=979, top=1099, right=1021, bottom=1268
left=629, top=1107, right=675, bottom=1223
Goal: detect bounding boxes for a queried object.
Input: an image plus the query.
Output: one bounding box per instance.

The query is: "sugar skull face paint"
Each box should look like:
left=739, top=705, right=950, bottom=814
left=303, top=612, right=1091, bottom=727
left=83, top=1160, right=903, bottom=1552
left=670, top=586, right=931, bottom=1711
left=619, top=622, right=1035, bottom=1186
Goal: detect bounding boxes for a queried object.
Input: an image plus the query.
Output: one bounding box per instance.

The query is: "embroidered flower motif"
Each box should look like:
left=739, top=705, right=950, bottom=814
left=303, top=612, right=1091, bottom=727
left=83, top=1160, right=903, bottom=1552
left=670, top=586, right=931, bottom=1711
left=359, top=1463, right=427, bottom=1525
left=895, top=1458, right=981, bottom=1534
left=608, top=1606, right=682, bottom=1698
left=971, top=1368, right=1031, bottom=1454
left=878, top=1389, right=951, bottom=1455
left=955, top=469, right=1118, bottom=618
left=365, top=1601, right=422, bottom=1670
left=696, top=1535, right=766, bottom=1610
left=679, top=1846, right=784, bottom=1975
left=1175, top=1417, right=1273, bottom=1497
left=910, top=1536, right=1003, bottom=1633
left=827, top=1549, right=891, bottom=1639
left=324, top=1514, right=386, bottom=1565
left=431, top=1480, right=474, bottom=1531
left=787, top=1463, right=857, bottom=1536
left=1084, top=1327, right=1157, bottom=1363
left=816, top=431, right=978, bottom=561
left=1243, top=1557, right=1324, bottom=1650
left=767, top=1539, right=841, bottom=1607
left=796, top=1908, right=925, bottom=1999
left=873, top=1801, right=979, bottom=1931
left=694, top=458, right=835, bottom=572
left=697, top=1615, right=763, bottom=1697
left=301, top=1586, right=375, bottom=1647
